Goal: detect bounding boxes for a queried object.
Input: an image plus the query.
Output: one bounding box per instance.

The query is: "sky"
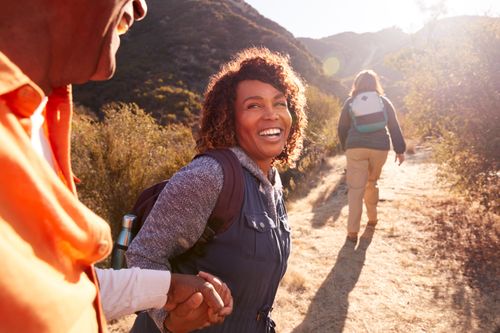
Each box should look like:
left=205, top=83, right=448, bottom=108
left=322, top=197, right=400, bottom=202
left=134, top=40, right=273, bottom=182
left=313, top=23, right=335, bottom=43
left=244, top=0, right=500, bottom=38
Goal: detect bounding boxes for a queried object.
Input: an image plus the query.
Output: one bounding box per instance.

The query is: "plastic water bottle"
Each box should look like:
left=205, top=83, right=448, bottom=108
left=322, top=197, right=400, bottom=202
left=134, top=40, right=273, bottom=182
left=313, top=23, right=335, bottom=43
left=111, top=214, right=136, bottom=269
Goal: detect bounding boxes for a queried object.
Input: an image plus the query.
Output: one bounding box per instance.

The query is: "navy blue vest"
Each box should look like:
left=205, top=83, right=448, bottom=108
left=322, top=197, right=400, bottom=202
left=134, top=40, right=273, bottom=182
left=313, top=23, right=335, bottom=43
left=132, top=168, right=291, bottom=333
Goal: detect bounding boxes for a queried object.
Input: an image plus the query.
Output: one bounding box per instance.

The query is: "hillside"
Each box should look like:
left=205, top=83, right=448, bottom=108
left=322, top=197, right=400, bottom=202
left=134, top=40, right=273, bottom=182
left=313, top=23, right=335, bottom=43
left=73, top=0, right=345, bottom=117
left=73, top=5, right=498, bottom=123
left=299, top=27, right=410, bottom=83
left=298, top=15, right=499, bottom=109
left=299, top=16, right=498, bottom=82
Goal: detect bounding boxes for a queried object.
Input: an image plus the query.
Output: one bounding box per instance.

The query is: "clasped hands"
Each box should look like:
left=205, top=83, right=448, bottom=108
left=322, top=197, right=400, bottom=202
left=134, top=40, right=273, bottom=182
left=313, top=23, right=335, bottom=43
left=163, top=271, right=233, bottom=333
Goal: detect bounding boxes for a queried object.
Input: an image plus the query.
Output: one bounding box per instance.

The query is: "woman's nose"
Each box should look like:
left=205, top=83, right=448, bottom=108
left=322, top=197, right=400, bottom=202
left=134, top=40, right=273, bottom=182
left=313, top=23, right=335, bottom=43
left=263, top=105, right=279, bottom=119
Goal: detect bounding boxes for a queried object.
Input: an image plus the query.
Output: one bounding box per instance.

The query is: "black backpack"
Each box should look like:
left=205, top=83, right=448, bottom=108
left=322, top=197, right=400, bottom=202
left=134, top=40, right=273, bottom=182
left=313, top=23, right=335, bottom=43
left=112, top=148, right=244, bottom=268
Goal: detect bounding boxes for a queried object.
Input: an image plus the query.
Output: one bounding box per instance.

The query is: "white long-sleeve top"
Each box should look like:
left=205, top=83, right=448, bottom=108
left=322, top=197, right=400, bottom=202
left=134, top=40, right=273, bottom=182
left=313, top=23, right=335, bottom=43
left=30, top=100, right=171, bottom=321
left=95, top=267, right=170, bottom=320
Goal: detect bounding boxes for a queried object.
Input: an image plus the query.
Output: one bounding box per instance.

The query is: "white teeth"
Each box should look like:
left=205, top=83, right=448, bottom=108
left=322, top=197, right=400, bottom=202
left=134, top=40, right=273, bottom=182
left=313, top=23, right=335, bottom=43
left=259, top=128, right=281, bottom=136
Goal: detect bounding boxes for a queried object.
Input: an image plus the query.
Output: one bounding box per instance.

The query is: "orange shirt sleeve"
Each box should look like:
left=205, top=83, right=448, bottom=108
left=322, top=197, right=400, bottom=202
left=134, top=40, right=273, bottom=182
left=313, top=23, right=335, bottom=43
left=0, top=54, right=112, bottom=332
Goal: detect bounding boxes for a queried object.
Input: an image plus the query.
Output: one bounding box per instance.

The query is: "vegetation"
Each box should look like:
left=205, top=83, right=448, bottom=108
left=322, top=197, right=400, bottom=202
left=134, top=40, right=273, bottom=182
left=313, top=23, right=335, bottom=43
left=133, top=80, right=203, bottom=125
left=69, top=12, right=499, bottom=268
left=281, top=85, right=342, bottom=195
left=71, top=84, right=341, bottom=237
left=73, top=0, right=345, bottom=114
left=390, top=19, right=500, bottom=212
left=71, top=103, right=195, bottom=238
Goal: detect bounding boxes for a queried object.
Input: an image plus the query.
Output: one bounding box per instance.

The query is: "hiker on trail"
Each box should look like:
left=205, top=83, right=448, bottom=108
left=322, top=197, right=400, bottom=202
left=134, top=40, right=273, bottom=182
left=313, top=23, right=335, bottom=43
left=337, top=69, right=406, bottom=244
left=126, top=47, right=308, bottom=333
left=0, top=0, right=232, bottom=331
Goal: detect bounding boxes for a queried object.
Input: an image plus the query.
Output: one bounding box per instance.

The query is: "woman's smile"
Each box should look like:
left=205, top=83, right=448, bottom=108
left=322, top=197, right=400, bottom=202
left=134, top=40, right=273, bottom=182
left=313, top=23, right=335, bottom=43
left=234, top=80, right=292, bottom=174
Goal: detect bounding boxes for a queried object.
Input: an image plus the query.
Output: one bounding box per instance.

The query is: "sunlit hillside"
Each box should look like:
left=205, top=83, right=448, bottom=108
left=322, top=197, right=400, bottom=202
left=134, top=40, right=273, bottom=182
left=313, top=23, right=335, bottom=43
left=299, top=27, right=409, bottom=83
left=66, top=2, right=500, bottom=332
left=299, top=16, right=499, bottom=109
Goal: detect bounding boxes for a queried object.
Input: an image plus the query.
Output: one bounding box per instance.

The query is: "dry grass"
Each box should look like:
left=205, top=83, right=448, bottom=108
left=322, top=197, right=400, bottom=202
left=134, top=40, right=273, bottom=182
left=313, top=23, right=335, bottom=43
left=405, top=139, right=418, bottom=155
left=273, top=147, right=499, bottom=333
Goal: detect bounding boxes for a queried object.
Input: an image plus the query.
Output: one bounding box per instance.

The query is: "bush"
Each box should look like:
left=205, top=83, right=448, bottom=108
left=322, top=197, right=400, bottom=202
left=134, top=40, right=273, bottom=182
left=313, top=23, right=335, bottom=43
left=71, top=102, right=195, bottom=238
left=390, top=19, right=500, bottom=212
left=134, top=81, right=203, bottom=126
left=281, top=85, right=342, bottom=195
left=71, top=84, right=344, bottom=233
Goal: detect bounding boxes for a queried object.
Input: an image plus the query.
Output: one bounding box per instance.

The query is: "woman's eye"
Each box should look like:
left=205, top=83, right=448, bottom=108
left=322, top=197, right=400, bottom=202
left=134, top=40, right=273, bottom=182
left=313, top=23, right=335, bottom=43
left=275, top=101, right=288, bottom=108
left=247, top=103, right=261, bottom=109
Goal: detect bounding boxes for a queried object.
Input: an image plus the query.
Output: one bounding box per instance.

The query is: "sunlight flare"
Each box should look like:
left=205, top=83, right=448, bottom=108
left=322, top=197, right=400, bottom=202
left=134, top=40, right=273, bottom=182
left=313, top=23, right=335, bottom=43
left=323, top=56, right=341, bottom=76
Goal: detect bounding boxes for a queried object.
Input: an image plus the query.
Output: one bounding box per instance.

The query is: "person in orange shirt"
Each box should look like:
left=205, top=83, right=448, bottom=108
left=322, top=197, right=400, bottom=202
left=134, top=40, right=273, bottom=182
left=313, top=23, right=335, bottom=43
left=0, top=0, right=232, bottom=332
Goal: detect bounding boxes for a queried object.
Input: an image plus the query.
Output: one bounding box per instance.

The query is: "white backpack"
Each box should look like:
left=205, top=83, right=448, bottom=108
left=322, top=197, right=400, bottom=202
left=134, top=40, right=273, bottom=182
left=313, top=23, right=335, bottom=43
left=349, top=91, right=388, bottom=133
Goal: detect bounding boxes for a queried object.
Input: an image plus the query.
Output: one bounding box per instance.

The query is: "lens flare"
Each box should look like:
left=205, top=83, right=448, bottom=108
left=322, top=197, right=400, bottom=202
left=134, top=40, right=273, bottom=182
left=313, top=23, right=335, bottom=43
left=323, top=56, right=340, bottom=77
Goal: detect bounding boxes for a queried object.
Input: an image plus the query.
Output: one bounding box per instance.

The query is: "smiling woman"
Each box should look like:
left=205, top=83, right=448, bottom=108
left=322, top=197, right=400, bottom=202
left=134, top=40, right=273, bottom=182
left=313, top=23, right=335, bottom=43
left=126, top=47, right=308, bottom=333
left=234, top=80, right=292, bottom=174
left=198, top=47, right=307, bottom=166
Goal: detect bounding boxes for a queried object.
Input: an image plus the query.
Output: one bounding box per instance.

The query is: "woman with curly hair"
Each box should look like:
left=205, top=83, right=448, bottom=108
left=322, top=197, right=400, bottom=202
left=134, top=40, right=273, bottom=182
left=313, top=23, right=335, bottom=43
left=127, top=47, right=307, bottom=333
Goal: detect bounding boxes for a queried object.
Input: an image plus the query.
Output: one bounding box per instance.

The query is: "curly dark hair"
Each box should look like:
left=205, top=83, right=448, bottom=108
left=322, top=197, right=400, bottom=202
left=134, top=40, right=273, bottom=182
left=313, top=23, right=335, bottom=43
left=197, top=47, right=307, bottom=167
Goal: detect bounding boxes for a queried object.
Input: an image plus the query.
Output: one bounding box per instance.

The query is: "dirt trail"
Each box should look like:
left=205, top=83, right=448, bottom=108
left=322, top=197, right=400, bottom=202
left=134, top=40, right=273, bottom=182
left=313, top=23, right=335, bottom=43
left=109, top=148, right=499, bottom=333
left=274, top=148, right=498, bottom=333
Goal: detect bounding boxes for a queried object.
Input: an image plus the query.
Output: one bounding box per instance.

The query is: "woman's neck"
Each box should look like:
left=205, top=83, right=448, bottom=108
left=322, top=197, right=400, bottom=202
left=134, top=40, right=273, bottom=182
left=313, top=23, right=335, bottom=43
left=257, top=163, right=271, bottom=178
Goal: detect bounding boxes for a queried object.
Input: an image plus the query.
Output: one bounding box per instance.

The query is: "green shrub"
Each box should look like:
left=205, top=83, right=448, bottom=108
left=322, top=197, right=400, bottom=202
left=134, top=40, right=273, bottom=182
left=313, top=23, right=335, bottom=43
left=304, top=85, right=341, bottom=154
left=71, top=102, right=195, bottom=238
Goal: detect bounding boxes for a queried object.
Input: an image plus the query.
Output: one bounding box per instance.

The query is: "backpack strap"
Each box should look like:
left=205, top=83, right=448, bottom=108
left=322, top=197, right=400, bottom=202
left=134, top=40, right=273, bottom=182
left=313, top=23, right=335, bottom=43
left=130, top=180, right=168, bottom=237
left=188, top=148, right=244, bottom=255
left=203, top=148, right=245, bottom=233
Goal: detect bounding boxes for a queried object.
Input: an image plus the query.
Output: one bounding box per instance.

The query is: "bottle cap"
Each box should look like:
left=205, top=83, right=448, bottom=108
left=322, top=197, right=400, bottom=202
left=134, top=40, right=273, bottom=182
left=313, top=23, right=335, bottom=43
left=122, top=214, right=136, bottom=228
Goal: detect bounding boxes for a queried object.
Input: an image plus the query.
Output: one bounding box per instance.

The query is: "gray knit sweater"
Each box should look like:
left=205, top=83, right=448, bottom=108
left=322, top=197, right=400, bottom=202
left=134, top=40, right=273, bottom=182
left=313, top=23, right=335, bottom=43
left=125, top=146, right=284, bottom=331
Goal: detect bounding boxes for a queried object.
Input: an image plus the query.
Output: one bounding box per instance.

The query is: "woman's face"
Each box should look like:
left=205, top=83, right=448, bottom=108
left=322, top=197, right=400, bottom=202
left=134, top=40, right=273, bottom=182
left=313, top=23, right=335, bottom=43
left=234, top=80, right=292, bottom=173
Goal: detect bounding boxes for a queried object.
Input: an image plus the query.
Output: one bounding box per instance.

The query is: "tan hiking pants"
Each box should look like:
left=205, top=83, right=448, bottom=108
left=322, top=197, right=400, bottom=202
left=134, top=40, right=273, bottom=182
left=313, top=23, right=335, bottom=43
left=346, top=148, right=389, bottom=233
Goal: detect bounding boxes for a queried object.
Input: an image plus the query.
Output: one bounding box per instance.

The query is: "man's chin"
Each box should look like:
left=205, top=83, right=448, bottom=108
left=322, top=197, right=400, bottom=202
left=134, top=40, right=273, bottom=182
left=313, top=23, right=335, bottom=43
left=90, top=32, right=120, bottom=81
left=90, top=67, right=116, bottom=81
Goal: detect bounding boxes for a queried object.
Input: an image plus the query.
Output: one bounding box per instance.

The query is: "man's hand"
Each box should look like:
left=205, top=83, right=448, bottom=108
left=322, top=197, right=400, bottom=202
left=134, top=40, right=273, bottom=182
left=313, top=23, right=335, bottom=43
left=165, top=292, right=210, bottom=333
left=395, top=153, right=405, bottom=166
left=163, top=272, right=233, bottom=332
left=165, top=273, right=224, bottom=312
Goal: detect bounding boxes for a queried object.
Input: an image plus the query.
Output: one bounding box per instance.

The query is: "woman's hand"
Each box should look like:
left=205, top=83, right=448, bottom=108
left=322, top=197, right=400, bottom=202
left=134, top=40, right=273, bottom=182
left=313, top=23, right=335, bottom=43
left=198, top=271, right=233, bottom=322
left=163, top=272, right=233, bottom=332
left=164, top=273, right=224, bottom=312
left=395, top=153, right=405, bottom=166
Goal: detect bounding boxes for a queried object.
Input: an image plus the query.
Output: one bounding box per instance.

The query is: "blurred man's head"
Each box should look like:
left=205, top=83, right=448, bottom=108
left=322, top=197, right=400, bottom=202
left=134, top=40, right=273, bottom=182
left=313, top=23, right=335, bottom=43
left=0, top=0, right=147, bottom=93
left=88, top=0, right=147, bottom=81
left=57, top=0, right=147, bottom=84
